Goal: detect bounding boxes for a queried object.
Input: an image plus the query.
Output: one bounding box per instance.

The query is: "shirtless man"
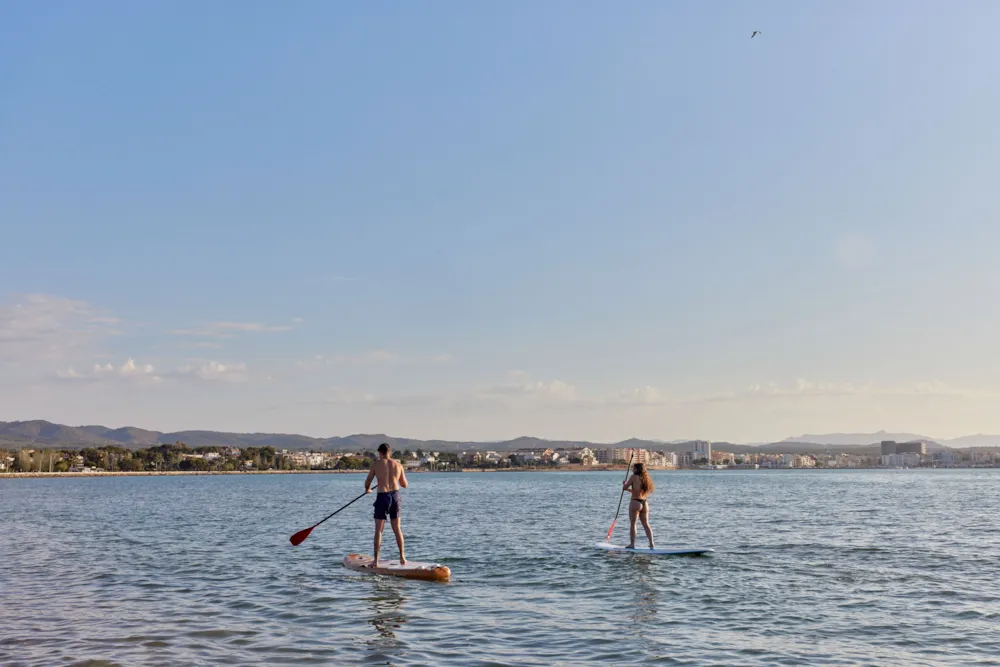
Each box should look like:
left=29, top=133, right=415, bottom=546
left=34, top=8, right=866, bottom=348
left=364, top=443, right=408, bottom=566
left=622, top=462, right=655, bottom=549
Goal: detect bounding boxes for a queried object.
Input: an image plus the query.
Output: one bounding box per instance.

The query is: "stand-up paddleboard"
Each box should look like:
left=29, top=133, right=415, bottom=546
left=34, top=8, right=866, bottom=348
left=594, top=542, right=714, bottom=556
left=343, top=553, right=451, bottom=582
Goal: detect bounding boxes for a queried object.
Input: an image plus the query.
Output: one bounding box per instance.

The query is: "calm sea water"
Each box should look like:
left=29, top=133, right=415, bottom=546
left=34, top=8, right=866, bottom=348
left=2, top=469, right=999, bottom=666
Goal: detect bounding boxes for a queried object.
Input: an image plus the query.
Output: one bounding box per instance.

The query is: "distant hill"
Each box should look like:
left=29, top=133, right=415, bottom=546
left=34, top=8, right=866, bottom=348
left=781, top=430, right=1000, bottom=450
left=940, top=434, right=1000, bottom=448
left=78, top=425, right=161, bottom=445
left=0, top=420, right=661, bottom=453
left=2, top=419, right=996, bottom=453
left=0, top=420, right=97, bottom=443
left=783, top=431, right=940, bottom=446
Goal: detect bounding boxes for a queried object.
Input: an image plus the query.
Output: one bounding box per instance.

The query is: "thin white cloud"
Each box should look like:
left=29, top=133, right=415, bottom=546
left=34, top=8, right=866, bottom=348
left=308, top=387, right=444, bottom=408
left=334, top=349, right=401, bottom=365
left=476, top=379, right=575, bottom=399
left=306, top=387, right=377, bottom=405
left=522, top=380, right=579, bottom=398
left=0, top=293, right=120, bottom=364
left=288, top=375, right=1000, bottom=417
left=615, top=385, right=668, bottom=405
left=169, top=321, right=294, bottom=338
left=295, top=350, right=453, bottom=369
left=473, top=379, right=669, bottom=409
left=172, top=361, right=249, bottom=383
left=298, top=376, right=668, bottom=413
left=57, top=357, right=251, bottom=384
left=57, top=357, right=162, bottom=384
left=695, top=379, right=1000, bottom=403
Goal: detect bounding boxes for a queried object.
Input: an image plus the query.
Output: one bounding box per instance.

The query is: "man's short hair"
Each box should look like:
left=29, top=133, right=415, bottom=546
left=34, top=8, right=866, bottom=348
left=378, top=443, right=390, bottom=455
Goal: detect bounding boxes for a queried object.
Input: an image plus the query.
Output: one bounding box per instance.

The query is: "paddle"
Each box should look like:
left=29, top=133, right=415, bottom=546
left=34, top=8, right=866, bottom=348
left=290, top=491, right=367, bottom=546
left=604, top=450, right=635, bottom=543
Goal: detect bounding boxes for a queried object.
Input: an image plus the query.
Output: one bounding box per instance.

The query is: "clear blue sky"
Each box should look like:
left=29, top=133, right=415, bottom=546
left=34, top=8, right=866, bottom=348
left=2, top=1, right=999, bottom=442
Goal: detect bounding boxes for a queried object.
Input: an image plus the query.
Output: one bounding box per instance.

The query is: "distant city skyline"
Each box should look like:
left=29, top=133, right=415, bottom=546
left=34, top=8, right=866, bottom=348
left=3, top=2, right=1000, bottom=442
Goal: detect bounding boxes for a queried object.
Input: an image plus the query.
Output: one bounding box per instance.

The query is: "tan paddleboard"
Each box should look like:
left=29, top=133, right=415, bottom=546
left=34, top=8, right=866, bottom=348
left=342, top=553, right=451, bottom=582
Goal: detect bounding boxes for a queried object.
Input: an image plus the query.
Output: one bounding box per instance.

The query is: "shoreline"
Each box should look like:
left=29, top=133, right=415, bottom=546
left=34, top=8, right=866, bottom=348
left=5, top=466, right=978, bottom=479
left=1, top=465, right=636, bottom=479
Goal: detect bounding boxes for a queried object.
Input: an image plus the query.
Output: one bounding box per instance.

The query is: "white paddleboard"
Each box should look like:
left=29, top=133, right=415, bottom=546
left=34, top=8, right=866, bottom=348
left=594, top=542, right=714, bottom=556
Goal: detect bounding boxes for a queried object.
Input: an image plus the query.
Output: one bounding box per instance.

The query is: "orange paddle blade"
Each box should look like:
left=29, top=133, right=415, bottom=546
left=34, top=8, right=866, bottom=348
left=605, top=519, right=617, bottom=542
left=289, top=526, right=314, bottom=546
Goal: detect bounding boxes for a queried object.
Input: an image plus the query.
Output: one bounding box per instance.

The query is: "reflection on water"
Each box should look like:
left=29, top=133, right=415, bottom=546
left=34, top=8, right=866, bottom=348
left=632, top=556, right=662, bottom=637
left=366, top=579, right=408, bottom=644
left=629, top=558, right=660, bottom=627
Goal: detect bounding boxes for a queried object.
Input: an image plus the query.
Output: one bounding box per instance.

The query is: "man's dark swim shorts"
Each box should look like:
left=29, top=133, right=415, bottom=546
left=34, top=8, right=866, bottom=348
left=373, top=490, right=401, bottom=520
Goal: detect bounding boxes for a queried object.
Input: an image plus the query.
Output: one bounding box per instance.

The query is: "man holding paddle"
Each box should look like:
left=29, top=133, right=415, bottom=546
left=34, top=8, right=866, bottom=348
left=364, top=443, right=408, bottom=566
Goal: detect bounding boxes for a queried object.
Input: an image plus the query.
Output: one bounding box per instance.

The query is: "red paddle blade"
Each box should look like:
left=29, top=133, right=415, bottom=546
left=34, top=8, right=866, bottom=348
left=605, top=519, right=616, bottom=543
left=289, top=526, right=314, bottom=546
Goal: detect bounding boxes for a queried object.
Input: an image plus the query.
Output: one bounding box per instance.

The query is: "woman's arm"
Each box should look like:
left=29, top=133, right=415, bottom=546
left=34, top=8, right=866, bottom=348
left=622, top=474, right=634, bottom=491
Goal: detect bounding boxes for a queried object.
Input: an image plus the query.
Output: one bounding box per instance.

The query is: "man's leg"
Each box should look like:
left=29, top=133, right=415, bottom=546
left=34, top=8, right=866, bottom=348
left=390, top=516, right=405, bottom=564
left=373, top=519, right=385, bottom=566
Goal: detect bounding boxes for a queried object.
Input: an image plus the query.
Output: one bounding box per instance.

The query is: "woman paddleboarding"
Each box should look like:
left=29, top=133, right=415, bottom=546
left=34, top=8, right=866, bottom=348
left=622, top=462, right=655, bottom=549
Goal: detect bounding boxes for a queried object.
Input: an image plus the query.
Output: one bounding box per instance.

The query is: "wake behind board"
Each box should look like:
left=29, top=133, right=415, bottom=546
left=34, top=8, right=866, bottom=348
left=594, top=542, right=714, bottom=556
left=343, top=553, right=451, bottom=582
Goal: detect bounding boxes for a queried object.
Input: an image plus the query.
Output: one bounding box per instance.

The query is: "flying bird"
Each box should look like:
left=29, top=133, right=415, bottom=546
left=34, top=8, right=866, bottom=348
left=751, top=30, right=761, bottom=38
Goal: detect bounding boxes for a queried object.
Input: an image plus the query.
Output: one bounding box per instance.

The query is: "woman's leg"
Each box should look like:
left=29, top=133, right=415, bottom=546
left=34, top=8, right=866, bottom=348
left=628, top=500, right=639, bottom=548
left=640, top=503, right=654, bottom=548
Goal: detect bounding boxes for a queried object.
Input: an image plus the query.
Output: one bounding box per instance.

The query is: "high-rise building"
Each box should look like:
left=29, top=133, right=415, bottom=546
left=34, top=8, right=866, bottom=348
left=689, top=440, right=712, bottom=462
left=896, top=441, right=927, bottom=455
left=882, top=440, right=927, bottom=456
left=597, top=448, right=632, bottom=463
left=632, top=449, right=652, bottom=464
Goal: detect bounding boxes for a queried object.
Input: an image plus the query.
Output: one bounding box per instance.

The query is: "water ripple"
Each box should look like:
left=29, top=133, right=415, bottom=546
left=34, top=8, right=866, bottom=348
left=2, top=470, right=999, bottom=665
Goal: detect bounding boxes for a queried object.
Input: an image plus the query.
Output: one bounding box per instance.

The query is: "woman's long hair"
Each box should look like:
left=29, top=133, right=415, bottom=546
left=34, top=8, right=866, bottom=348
left=633, top=462, right=654, bottom=495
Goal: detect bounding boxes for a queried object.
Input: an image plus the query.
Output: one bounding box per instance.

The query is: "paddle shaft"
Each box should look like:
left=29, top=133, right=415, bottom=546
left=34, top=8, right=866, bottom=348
left=606, top=450, right=635, bottom=541
left=311, top=491, right=367, bottom=530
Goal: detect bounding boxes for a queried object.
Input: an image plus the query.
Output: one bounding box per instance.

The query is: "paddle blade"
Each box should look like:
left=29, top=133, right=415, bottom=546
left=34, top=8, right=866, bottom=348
left=605, top=519, right=617, bottom=543
left=289, top=526, right=314, bottom=546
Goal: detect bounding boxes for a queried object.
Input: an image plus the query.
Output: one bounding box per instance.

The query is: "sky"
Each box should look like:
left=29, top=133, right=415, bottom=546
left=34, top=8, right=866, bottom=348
left=2, top=1, right=1000, bottom=443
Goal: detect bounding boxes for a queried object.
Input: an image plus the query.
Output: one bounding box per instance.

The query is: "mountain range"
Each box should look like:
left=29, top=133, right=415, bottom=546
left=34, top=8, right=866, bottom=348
left=783, top=430, right=1000, bottom=448
left=2, top=420, right=999, bottom=452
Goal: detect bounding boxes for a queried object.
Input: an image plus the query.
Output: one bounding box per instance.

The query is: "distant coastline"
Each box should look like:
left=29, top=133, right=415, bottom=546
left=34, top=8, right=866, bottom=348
left=1, top=464, right=640, bottom=479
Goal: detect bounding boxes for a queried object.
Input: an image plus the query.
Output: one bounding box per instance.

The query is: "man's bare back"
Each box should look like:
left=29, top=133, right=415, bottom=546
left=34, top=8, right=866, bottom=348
left=368, top=457, right=405, bottom=492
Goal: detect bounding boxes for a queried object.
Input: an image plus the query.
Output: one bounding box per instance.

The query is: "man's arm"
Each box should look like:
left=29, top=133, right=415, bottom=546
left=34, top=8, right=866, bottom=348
left=397, top=462, right=408, bottom=489
left=364, top=466, right=376, bottom=493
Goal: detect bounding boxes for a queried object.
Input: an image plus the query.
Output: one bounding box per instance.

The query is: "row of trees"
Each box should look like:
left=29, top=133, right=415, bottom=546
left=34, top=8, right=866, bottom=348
left=0, top=442, right=284, bottom=473
left=0, top=444, right=457, bottom=473
left=3, top=444, right=589, bottom=473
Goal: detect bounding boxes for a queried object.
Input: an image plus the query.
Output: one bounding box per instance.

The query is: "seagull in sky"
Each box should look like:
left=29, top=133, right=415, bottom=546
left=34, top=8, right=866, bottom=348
left=751, top=30, right=761, bottom=39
